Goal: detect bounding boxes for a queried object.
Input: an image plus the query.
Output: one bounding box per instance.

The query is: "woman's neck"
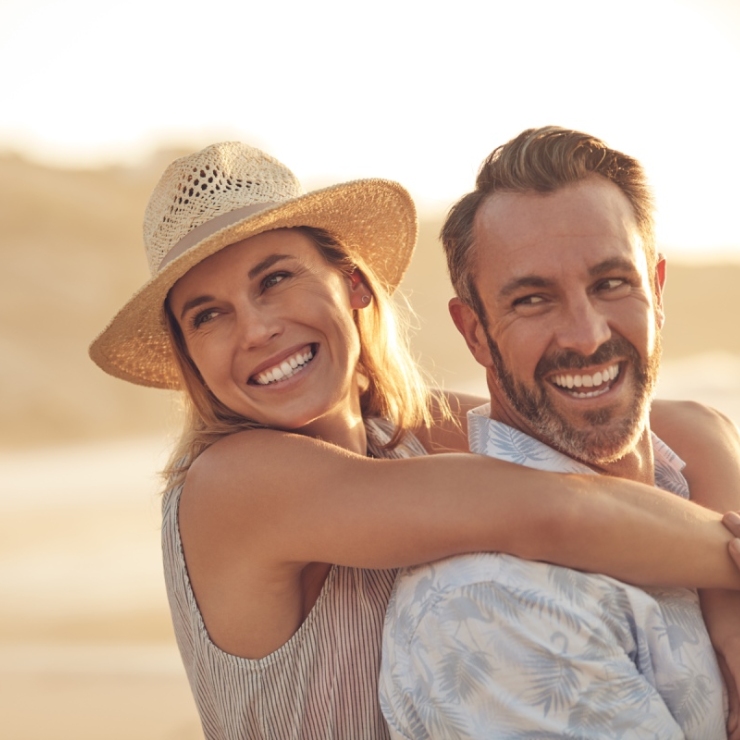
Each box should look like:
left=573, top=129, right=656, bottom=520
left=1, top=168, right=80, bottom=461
left=297, top=405, right=369, bottom=457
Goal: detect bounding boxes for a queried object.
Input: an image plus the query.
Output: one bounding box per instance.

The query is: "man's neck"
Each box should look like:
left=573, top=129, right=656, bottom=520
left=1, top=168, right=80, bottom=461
left=588, top=428, right=656, bottom=485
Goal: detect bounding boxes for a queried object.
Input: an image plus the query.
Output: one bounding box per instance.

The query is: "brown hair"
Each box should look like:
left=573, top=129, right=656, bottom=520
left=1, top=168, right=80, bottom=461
left=442, top=126, right=656, bottom=313
left=164, top=227, right=433, bottom=485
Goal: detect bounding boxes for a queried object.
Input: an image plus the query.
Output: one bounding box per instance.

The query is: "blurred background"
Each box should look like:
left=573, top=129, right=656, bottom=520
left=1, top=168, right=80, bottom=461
left=1, top=0, right=739, bottom=737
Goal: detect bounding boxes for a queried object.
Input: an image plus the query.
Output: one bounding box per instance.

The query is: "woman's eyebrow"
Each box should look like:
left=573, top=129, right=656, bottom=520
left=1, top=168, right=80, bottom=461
left=179, top=295, right=215, bottom=321
left=248, top=253, right=292, bottom=279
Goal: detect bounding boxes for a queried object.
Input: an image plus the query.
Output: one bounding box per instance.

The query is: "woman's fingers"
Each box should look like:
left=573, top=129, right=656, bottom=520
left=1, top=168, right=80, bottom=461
left=725, top=511, right=740, bottom=537
left=724, top=513, right=740, bottom=572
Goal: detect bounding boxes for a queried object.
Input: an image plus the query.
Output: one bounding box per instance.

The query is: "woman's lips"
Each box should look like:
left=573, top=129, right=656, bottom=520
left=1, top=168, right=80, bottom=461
left=250, top=345, right=316, bottom=386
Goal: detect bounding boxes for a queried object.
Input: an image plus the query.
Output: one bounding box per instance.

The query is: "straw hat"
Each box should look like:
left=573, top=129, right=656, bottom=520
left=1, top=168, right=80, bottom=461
left=89, top=142, right=417, bottom=389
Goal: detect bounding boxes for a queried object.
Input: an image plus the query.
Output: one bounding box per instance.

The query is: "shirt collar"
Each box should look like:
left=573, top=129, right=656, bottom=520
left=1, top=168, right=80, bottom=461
left=467, top=403, right=687, bottom=488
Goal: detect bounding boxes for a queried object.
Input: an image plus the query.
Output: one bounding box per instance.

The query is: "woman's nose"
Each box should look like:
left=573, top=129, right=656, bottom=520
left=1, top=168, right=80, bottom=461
left=234, top=303, right=282, bottom=350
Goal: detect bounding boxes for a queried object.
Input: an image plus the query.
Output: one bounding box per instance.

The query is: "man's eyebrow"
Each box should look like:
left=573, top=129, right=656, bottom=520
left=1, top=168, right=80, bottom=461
left=248, top=253, right=292, bottom=279
left=499, top=275, right=554, bottom=299
left=589, top=257, right=639, bottom=277
left=498, top=257, right=640, bottom=300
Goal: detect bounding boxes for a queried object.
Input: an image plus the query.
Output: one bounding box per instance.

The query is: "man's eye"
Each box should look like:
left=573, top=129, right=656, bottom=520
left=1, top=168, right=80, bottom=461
left=513, top=295, right=545, bottom=307
left=599, top=278, right=626, bottom=291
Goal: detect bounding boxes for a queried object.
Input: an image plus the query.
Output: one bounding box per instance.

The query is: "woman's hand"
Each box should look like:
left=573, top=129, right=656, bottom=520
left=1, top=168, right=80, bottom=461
left=725, top=512, right=740, bottom=572
left=700, top=589, right=740, bottom=740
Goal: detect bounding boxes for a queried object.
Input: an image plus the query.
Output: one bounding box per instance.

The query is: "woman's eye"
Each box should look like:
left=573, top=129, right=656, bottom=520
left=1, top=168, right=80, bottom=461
left=192, top=309, right=217, bottom=328
left=262, top=272, right=289, bottom=290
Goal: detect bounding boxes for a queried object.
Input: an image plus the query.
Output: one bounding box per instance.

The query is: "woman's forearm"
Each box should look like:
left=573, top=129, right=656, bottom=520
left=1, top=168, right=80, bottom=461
left=199, top=431, right=740, bottom=589
left=525, top=470, right=740, bottom=590
left=348, top=453, right=740, bottom=589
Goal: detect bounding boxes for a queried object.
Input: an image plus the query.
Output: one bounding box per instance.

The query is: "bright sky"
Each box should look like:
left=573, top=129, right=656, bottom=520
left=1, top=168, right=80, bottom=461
left=2, top=0, right=739, bottom=257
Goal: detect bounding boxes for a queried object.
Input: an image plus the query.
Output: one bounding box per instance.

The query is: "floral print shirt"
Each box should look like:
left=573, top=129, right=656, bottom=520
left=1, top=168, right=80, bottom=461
left=379, top=405, right=727, bottom=740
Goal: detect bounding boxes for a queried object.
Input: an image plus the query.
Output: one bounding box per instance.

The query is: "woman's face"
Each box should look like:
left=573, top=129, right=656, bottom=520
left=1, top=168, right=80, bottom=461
left=168, top=229, right=369, bottom=438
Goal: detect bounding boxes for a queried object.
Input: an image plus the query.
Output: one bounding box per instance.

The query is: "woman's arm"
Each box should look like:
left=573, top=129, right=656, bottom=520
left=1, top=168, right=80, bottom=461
left=181, top=427, right=740, bottom=590
left=413, top=390, right=487, bottom=453
left=652, top=399, right=740, bottom=513
left=651, top=399, right=740, bottom=739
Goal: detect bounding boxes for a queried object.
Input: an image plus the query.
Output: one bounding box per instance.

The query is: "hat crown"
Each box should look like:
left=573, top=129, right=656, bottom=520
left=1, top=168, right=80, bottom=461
left=143, top=142, right=303, bottom=275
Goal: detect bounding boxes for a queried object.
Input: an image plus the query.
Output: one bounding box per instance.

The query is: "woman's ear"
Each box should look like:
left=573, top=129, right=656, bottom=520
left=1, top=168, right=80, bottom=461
left=348, top=269, right=373, bottom=309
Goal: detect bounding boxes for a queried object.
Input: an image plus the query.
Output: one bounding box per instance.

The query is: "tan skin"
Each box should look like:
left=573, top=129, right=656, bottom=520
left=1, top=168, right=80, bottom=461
left=169, top=229, right=740, bottom=719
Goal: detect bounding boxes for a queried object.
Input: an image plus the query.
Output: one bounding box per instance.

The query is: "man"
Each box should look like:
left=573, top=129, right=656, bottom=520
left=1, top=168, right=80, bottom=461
left=379, top=127, right=729, bottom=739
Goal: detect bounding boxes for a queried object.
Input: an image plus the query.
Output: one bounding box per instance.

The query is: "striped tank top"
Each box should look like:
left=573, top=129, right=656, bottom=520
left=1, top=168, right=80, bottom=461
left=161, top=419, right=427, bottom=739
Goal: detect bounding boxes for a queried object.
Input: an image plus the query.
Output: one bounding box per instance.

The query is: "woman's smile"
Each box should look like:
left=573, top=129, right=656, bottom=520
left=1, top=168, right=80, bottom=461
left=250, top=344, right=317, bottom=386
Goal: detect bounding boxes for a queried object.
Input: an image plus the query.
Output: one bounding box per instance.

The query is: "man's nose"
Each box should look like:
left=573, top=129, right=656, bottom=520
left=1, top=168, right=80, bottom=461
left=553, top=297, right=611, bottom=357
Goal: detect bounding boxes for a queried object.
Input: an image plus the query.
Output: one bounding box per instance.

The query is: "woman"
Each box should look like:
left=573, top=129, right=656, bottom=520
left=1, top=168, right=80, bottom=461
left=90, top=142, right=740, bottom=739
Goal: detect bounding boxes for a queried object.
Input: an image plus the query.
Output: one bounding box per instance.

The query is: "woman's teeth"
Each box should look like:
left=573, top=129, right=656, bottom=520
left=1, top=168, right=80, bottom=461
left=551, top=364, right=620, bottom=396
left=253, top=348, right=314, bottom=385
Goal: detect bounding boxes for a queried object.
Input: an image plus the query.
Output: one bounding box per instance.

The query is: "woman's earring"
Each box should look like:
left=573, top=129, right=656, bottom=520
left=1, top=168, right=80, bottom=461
left=361, top=295, right=371, bottom=305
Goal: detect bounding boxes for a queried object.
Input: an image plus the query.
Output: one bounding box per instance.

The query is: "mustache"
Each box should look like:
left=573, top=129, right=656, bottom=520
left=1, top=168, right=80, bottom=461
left=535, top=336, right=638, bottom=379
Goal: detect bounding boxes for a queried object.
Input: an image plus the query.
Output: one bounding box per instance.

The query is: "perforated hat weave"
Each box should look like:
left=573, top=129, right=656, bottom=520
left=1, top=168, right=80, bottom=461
left=89, top=142, right=417, bottom=389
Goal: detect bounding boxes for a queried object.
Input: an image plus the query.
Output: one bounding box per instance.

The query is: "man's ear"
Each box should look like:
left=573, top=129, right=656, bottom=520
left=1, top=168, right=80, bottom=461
left=449, top=297, right=494, bottom=367
left=653, top=255, right=667, bottom=329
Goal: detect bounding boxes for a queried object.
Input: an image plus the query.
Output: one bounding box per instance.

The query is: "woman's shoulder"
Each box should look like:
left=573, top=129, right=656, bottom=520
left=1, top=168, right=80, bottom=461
left=182, top=427, right=364, bottom=507
left=182, top=429, right=293, bottom=502
left=181, top=429, right=289, bottom=517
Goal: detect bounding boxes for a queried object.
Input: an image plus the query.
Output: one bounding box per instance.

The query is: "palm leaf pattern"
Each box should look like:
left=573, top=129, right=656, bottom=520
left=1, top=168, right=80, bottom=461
left=379, top=413, right=727, bottom=739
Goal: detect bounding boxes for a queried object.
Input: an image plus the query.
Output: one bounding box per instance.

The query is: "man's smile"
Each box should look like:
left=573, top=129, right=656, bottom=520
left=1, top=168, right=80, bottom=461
left=549, top=363, right=621, bottom=399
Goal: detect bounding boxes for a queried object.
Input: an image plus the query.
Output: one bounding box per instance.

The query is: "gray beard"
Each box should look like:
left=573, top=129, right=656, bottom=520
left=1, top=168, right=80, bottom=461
left=486, top=333, right=662, bottom=466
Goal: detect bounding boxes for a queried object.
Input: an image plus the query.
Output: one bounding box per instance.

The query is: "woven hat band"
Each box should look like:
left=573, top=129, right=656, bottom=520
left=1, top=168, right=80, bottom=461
left=156, top=201, right=280, bottom=273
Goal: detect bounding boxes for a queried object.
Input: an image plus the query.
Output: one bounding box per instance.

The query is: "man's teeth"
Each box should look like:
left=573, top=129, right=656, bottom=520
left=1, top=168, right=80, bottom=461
left=552, top=364, right=619, bottom=392
left=254, top=348, right=314, bottom=385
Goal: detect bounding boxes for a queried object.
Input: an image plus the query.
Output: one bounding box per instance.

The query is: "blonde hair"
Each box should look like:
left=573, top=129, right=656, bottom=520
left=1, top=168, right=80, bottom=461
left=163, top=227, right=433, bottom=486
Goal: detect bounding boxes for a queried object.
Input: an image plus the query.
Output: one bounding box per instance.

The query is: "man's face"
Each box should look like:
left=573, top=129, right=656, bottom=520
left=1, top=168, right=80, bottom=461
left=450, top=176, right=666, bottom=466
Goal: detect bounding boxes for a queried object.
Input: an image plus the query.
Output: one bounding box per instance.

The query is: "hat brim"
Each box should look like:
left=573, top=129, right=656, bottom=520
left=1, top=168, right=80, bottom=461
left=89, top=179, right=417, bottom=389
